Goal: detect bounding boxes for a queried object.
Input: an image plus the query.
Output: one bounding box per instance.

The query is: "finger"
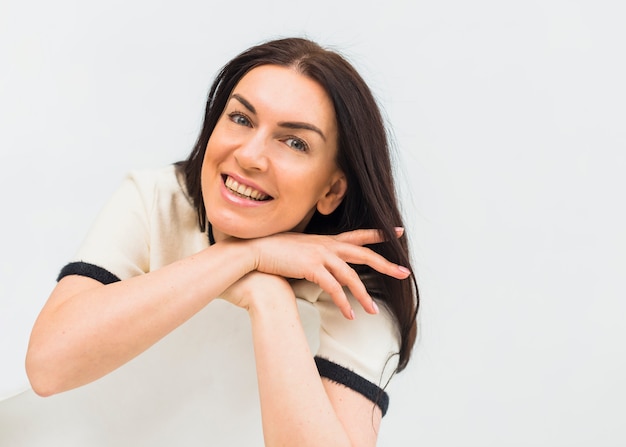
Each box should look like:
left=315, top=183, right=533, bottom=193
left=325, top=257, right=379, bottom=315
left=333, top=229, right=387, bottom=246
left=334, top=244, right=412, bottom=280
left=333, top=227, right=405, bottom=246
left=305, top=268, right=354, bottom=320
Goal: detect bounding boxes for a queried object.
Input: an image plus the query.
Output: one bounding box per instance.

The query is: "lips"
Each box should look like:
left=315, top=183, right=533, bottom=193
left=224, top=175, right=271, bottom=201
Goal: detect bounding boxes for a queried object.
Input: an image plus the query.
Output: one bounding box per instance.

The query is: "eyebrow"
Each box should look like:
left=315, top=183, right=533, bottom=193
left=231, top=93, right=327, bottom=141
left=232, top=94, right=256, bottom=114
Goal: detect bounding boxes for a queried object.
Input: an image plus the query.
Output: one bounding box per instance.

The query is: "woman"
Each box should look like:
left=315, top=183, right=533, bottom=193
left=26, top=37, right=418, bottom=446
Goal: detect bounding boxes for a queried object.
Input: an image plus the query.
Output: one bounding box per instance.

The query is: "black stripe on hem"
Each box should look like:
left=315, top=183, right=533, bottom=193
left=57, top=262, right=121, bottom=285
left=314, top=356, right=389, bottom=416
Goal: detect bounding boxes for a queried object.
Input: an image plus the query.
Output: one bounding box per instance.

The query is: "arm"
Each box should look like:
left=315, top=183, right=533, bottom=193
left=26, top=230, right=408, bottom=397
left=222, top=272, right=381, bottom=447
left=26, top=240, right=255, bottom=396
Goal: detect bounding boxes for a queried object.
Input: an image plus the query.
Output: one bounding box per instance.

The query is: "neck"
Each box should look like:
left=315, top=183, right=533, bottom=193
left=208, top=222, right=227, bottom=244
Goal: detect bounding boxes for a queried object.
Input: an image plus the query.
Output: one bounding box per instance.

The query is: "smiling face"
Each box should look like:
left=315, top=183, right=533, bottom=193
left=200, top=64, right=347, bottom=241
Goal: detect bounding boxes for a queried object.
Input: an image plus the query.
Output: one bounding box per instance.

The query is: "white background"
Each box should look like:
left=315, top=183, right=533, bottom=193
left=1, top=0, right=625, bottom=445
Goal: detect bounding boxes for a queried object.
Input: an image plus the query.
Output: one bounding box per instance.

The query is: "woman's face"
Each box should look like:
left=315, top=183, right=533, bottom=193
left=201, top=64, right=346, bottom=241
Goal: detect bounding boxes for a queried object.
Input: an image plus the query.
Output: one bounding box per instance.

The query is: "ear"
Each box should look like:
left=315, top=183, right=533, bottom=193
left=316, top=172, right=347, bottom=215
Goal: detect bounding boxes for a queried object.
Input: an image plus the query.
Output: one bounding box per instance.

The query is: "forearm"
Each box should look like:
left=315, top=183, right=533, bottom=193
left=248, top=286, right=354, bottom=447
left=26, top=241, right=255, bottom=396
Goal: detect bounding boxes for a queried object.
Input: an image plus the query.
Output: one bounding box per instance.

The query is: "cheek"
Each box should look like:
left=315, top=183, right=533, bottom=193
left=200, top=145, right=221, bottom=197
left=199, top=151, right=212, bottom=185
left=203, top=138, right=218, bottom=162
left=281, top=174, right=327, bottom=209
left=202, top=133, right=227, bottom=174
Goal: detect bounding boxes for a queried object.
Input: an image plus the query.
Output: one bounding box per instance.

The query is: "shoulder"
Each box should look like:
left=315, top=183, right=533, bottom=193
left=68, top=164, right=205, bottom=280
left=121, top=164, right=197, bottom=228
left=125, top=164, right=192, bottom=206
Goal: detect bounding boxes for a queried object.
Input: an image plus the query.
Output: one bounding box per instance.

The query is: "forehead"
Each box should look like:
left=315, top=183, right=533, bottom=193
left=230, top=65, right=337, bottom=130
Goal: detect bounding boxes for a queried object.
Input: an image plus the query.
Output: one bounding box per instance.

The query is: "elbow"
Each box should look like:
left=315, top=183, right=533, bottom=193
left=25, top=349, right=63, bottom=397
left=29, top=383, right=56, bottom=398
left=26, top=368, right=58, bottom=398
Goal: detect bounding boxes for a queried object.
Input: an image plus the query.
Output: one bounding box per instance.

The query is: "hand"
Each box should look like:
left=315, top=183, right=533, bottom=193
left=220, top=271, right=292, bottom=312
left=247, top=229, right=411, bottom=320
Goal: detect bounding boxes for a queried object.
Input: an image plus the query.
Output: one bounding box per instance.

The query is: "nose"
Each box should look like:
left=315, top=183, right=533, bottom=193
left=233, top=133, right=269, bottom=172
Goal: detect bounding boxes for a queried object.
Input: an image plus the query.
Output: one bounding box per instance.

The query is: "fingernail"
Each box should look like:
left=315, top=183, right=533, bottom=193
left=398, top=266, right=411, bottom=275
left=394, top=227, right=405, bottom=236
left=350, top=309, right=356, bottom=320
left=372, top=301, right=379, bottom=314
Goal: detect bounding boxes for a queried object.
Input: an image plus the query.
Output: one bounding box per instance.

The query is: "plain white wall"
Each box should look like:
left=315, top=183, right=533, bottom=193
left=1, top=0, right=625, bottom=445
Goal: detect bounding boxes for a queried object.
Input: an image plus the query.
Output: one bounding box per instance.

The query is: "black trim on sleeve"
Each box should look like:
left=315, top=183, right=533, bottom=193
left=314, top=356, right=390, bottom=416
left=57, top=261, right=122, bottom=285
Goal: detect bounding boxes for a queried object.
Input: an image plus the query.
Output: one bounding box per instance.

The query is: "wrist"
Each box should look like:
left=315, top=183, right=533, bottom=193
left=246, top=275, right=295, bottom=316
left=217, top=237, right=259, bottom=276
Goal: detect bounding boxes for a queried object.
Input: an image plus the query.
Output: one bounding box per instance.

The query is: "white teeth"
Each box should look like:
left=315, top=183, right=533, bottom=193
left=225, top=176, right=269, bottom=201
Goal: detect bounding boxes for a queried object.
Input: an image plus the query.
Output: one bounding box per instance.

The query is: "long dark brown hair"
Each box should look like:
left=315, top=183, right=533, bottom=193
left=178, top=37, right=418, bottom=372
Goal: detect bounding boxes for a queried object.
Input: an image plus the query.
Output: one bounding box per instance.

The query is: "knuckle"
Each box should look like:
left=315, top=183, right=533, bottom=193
left=345, top=266, right=361, bottom=283
left=328, top=281, right=345, bottom=297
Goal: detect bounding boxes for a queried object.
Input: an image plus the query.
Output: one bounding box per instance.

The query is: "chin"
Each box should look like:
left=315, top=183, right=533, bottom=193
left=211, top=220, right=307, bottom=241
left=210, top=220, right=272, bottom=241
left=207, top=208, right=313, bottom=241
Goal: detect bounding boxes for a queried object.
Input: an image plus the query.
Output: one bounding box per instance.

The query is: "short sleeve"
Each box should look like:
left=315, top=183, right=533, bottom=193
left=58, top=165, right=207, bottom=283
left=63, top=173, right=151, bottom=281
left=291, top=278, right=400, bottom=416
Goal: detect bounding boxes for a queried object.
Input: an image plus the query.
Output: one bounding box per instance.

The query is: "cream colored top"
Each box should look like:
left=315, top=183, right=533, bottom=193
left=63, top=164, right=400, bottom=415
